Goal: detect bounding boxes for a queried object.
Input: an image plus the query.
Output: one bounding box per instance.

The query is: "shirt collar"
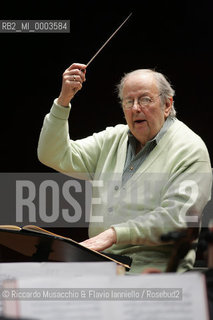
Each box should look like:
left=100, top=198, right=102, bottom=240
left=128, top=116, right=175, bottom=147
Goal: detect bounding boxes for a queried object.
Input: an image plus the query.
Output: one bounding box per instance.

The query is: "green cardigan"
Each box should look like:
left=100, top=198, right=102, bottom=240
left=38, top=100, right=212, bottom=273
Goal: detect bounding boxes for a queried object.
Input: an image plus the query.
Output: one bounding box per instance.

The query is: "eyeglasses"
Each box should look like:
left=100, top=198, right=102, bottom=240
left=122, top=94, right=162, bottom=110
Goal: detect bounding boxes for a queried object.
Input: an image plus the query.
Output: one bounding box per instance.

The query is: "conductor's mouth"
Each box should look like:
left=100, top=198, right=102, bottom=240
left=134, top=120, right=146, bottom=124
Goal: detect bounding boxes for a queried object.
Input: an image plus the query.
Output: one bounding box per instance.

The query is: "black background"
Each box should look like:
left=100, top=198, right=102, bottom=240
left=1, top=0, right=213, bottom=173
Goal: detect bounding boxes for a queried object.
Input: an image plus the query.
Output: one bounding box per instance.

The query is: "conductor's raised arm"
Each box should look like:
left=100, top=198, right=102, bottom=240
left=57, top=63, right=86, bottom=107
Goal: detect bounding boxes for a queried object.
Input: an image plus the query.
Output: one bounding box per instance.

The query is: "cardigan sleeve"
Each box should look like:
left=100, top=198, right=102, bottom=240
left=37, top=100, right=107, bottom=180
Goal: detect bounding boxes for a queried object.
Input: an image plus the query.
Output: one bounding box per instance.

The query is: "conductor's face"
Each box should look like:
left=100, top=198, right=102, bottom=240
left=122, top=71, right=172, bottom=148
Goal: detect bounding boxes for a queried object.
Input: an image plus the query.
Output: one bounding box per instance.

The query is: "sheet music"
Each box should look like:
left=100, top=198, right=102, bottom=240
left=0, top=261, right=117, bottom=279
left=0, top=262, right=117, bottom=316
left=1, top=272, right=209, bottom=320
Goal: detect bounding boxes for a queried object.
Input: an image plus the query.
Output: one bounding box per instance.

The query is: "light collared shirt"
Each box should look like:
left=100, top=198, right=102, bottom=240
left=122, top=117, right=175, bottom=185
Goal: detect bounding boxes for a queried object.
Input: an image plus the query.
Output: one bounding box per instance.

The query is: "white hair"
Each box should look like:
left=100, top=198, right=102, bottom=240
left=117, top=69, right=176, bottom=117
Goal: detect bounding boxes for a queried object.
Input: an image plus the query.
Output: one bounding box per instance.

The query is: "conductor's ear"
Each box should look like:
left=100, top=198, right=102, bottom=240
left=164, top=97, right=173, bottom=118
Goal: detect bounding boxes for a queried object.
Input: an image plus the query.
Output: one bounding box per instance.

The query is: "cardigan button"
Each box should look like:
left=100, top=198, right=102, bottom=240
left=108, top=207, right=113, bottom=213
left=114, top=185, right=119, bottom=191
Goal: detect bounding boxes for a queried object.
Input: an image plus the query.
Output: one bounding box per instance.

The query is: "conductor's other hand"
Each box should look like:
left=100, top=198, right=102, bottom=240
left=57, top=63, right=86, bottom=107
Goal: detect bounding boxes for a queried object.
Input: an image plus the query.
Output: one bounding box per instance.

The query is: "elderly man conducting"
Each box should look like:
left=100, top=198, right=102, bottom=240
left=38, top=63, right=212, bottom=273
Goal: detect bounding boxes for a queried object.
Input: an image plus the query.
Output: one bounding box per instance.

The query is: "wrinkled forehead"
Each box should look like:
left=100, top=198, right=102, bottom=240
left=123, top=71, right=159, bottom=97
